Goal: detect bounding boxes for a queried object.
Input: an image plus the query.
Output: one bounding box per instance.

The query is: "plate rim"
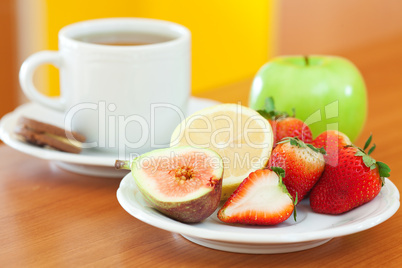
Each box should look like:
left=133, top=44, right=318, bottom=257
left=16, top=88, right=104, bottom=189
left=117, top=173, right=400, bottom=244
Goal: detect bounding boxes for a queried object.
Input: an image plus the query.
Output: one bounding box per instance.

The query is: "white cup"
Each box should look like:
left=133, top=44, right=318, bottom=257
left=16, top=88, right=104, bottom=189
left=19, top=18, right=191, bottom=157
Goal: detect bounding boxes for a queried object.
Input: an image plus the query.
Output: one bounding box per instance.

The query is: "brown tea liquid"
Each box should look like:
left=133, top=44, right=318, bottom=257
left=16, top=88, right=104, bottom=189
left=75, top=31, right=174, bottom=46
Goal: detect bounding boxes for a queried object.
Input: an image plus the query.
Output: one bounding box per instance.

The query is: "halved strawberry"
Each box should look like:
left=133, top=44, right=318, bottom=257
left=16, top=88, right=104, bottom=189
left=257, top=97, right=312, bottom=145
left=217, top=168, right=295, bottom=225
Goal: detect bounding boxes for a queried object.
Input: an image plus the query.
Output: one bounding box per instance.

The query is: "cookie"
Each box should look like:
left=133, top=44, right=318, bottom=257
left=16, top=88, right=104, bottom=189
left=14, top=116, right=86, bottom=154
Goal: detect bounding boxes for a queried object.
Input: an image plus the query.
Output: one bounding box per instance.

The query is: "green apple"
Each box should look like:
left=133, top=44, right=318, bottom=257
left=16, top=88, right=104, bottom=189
left=249, top=55, right=367, bottom=142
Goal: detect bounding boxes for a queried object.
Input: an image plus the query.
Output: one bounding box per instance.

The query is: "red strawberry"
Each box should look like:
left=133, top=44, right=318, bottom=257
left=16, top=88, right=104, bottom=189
left=312, top=130, right=351, bottom=167
left=268, top=137, right=325, bottom=203
left=257, top=97, right=312, bottom=145
left=275, top=117, right=313, bottom=144
left=217, top=168, right=295, bottom=225
left=310, top=135, right=390, bottom=214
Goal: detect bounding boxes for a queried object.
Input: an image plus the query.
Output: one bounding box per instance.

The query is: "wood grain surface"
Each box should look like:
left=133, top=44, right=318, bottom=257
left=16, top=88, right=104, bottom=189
left=1, top=36, right=401, bottom=267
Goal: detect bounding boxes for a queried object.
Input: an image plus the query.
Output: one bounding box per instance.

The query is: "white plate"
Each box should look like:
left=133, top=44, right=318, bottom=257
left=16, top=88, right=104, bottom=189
left=117, top=173, right=400, bottom=254
left=0, top=97, right=220, bottom=177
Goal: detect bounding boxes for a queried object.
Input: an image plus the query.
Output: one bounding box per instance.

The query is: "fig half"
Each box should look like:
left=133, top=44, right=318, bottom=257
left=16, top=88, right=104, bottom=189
left=116, top=146, right=223, bottom=223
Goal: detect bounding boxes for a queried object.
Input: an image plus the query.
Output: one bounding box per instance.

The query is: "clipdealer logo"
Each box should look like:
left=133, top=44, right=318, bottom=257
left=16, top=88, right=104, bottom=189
left=62, top=100, right=341, bottom=166
left=63, top=101, right=186, bottom=158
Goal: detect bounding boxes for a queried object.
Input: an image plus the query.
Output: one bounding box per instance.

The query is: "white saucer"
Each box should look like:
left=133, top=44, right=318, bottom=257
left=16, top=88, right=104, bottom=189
left=0, top=97, right=220, bottom=177
left=117, top=174, right=400, bottom=254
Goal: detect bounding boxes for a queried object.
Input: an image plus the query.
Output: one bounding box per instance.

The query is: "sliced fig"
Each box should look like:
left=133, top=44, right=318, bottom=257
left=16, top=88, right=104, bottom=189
left=116, top=146, right=223, bottom=223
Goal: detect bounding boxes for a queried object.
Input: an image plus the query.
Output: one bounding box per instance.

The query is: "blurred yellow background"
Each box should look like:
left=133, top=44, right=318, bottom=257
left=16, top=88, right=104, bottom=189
left=2, top=1, right=402, bottom=119
left=40, top=0, right=276, bottom=96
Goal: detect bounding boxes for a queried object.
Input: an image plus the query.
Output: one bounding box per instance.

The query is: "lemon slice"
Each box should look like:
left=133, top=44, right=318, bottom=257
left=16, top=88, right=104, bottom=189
left=170, top=103, right=273, bottom=200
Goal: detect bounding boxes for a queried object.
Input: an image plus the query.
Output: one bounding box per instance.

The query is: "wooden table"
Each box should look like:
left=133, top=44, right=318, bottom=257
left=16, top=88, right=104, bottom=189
left=1, top=36, right=402, bottom=267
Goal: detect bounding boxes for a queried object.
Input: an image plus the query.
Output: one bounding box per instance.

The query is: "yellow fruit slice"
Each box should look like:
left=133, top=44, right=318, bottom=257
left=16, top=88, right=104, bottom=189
left=170, top=103, right=273, bottom=200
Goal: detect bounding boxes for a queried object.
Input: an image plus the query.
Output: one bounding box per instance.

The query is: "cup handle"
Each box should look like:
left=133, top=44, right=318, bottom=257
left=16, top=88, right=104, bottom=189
left=19, top=51, right=65, bottom=111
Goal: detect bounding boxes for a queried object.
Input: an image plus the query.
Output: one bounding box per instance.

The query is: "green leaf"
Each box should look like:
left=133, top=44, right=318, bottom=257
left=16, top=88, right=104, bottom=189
left=364, top=134, right=373, bottom=151
left=368, top=144, right=376, bottom=155
left=288, top=137, right=307, bottom=149
left=293, top=192, right=298, bottom=222
left=307, top=144, right=326, bottom=155
left=271, top=166, right=285, bottom=179
left=377, top=161, right=391, bottom=178
left=362, top=155, right=376, bottom=169
left=355, top=150, right=366, bottom=157
left=276, top=137, right=291, bottom=145
left=257, top=97, right=289, bottom=120
left=289, top=138, right=299, bottom=147
left=257, top=110, right=270, bottom=118
left=264, top=97, right=275, bottom=112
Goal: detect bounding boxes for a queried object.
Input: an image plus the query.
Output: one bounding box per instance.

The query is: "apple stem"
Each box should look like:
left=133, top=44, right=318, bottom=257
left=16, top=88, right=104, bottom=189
left=304, top=56, right=309, bottom=66
left=115, top=160, right=131, bottom=170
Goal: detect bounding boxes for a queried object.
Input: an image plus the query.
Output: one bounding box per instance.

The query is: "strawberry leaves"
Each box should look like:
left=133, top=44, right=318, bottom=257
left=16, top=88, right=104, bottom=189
left=364, top=133, right=377, bottom=155
left=363, top=134, right=373, bottom=151
left=355, top=150, right=376, bottom=169
left=367, top=144, right=376, bottom=155
left=377, top=162, right=391, bottom=178
left=270, top=166, right=285, bottom=179
left=354, top=134, right=390, bottom=183
left=269, top=166, right=289, bottom=200
left=257, top=97, right=289, bottom=120
left=279, top=137, right=327, bottom=155
left=293, top=192, right=298, bottom=221
left=270, top=166, right=298, bottom=222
